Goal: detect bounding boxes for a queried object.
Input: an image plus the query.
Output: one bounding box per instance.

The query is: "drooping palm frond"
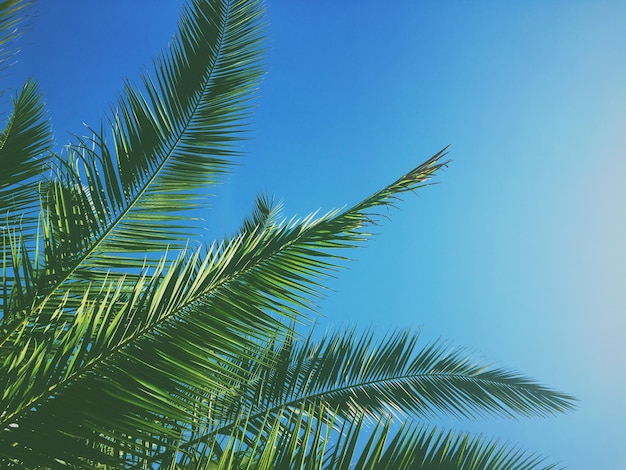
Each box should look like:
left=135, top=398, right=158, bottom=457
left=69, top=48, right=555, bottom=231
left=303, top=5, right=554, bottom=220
left=148, top=327, right=574, bottom=467
left=242, top=327, right=575, bottom=422
left=0, top=151, right=449, bottom=467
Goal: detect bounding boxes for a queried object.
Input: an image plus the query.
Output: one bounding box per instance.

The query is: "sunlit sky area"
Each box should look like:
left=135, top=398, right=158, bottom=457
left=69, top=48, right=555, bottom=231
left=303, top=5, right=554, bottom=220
left=7, top=1, right=626, bottom=468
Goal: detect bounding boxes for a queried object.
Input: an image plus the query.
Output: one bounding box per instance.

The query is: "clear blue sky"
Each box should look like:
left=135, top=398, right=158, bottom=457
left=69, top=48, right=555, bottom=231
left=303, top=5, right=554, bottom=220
left=7, top=1, right=626, bottom=468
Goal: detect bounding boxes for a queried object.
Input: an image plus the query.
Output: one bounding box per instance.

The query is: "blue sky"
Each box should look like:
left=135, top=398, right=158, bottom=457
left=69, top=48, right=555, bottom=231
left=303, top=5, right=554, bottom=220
left=7, top=1, right=626, bottom=468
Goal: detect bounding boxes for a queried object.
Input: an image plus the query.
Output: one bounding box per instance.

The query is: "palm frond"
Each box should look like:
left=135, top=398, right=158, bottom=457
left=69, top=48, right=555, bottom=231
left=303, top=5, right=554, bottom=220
left=159, top=408, right=562, bottom=470
left=330, top=420, right=562, bottom=470
left=0, top=151, right=449, bottom=467
left=269, top=328, right=573, bottom=421
left=0, top=80, right=51, bottom=220
left=0, top=0, right=265, bottom=387
left=151, top=327, right=574, bottom=465
left=52, top=0, right=266, bottom=268
left=0, top=79, right=53, bottom=329
left=0, top=0, right=576, bottom=468
left=1, top=0, right=265, bottom=346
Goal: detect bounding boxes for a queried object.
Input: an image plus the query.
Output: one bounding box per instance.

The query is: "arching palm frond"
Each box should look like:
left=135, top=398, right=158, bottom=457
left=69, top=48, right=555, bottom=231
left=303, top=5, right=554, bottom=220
left=151, top=327, right=574, bottom=468
left=2, top=0, right=266, bottom=339
left=62, top=0, right=267, bottom=264
left=242, top=327, right=575, bottom=423
left=0, top=1, right=576, bottom=468
left=0, top=151, right=448, bottom=467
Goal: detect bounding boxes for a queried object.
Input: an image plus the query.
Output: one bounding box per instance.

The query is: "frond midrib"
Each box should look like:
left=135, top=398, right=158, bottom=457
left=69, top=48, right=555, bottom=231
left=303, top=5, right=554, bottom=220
left=244, top=369, right=567, bottom=425
left=166, top=367, right=570, bottom=460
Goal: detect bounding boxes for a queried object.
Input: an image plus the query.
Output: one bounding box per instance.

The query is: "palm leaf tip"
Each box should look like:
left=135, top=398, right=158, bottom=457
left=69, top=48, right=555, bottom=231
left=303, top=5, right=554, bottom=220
left=331, top=146, right=450, bottom=238
left=106, top=0, right=267, bottom=198
left=371, top=146, right=450, bottom=205
left=0, top=79, right=53, bottom=217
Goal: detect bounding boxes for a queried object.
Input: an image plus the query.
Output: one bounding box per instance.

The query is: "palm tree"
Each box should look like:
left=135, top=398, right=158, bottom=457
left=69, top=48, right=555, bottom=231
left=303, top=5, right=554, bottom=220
left=0, top=0, right=574, bottom=468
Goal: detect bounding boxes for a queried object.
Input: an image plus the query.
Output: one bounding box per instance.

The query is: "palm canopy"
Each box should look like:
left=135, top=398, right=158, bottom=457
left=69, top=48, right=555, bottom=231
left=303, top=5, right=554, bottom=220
left=0, top=0, right=574, bottom=468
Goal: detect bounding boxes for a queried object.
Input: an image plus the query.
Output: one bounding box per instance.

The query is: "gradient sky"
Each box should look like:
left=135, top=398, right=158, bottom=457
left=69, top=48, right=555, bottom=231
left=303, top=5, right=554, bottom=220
left=7, top=1, right=626, bottom=468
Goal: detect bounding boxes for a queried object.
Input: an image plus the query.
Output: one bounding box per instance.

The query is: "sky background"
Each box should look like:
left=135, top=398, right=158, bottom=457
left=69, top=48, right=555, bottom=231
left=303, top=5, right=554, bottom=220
left=6, top=1, right=626, bottom=468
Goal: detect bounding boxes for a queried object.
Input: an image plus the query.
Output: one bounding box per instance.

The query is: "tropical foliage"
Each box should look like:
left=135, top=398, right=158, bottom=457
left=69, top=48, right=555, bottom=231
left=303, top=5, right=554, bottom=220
left=0, top=0, right=575, bottom=468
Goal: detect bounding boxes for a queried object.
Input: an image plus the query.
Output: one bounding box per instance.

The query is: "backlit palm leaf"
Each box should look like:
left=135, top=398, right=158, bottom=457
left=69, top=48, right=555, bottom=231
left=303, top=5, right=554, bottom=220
left=3, top=0, right=265, bottom=337
left=0, top=152, right=449, bottom=467
left=162, top=407, right=563, bottom=469
left=0, top=2, right=48, bottom=318
left=0, top=81, right=53, bottom=341
left=0, top=1, right=576, bottom=468
left=151, top=328, right=574, bottom=468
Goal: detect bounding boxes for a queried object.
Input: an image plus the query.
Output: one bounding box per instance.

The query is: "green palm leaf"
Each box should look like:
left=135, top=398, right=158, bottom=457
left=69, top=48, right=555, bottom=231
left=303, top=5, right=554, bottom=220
left=0, top=1, right=576, bottom=468
left=1, top=0, right=267, bottom=436
left=160, top=406, right=563, bottom=469
left=0, top=151, right=448, bottom=467
left=330, top=420, right=562, bottom=470
left=0, top=0, right=43, bottom=270
left=150, top=327, right=574, bottom=467
left=0, top=80, right=52, bottom=223
left=0, top=79, right=53, bottom=333
left=63, top=0, right=265, bottom=261
left=246, top=328, right=575, bottom=422
left=3, top=0, right=266, bottom=338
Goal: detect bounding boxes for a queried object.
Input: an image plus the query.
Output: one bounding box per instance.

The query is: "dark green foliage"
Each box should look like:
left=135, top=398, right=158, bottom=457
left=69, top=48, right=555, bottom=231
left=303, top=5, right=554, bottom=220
left=0, top=1, right=574, bottom=468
